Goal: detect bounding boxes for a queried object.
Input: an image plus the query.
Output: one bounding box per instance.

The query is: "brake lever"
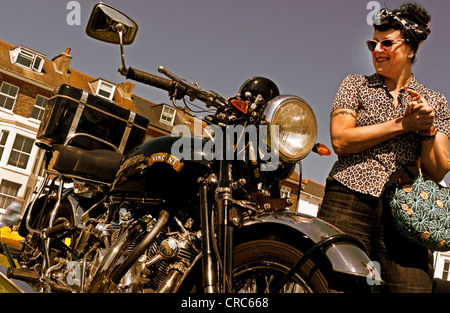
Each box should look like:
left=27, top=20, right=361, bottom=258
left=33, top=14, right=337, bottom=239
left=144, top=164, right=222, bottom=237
left=158, top=66, right=226, bottom=108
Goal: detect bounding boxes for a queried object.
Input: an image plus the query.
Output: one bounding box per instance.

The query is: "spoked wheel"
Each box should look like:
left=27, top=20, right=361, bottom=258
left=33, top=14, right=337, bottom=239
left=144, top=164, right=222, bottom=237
left=233, top=239, right=331, bottom=293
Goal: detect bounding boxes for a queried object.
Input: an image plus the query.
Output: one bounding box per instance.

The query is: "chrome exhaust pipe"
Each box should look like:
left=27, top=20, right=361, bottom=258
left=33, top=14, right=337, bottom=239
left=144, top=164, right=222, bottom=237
left=110, top=210, right=169, bottom=285
left=86, top=221, right=145, bottom=293
left=87, top=210, right=169, bottom=293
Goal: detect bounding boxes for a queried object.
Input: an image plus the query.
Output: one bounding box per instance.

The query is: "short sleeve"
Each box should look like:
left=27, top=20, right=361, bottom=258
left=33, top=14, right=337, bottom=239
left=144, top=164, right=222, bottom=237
left=431, top=93, right=450, bottom=137
left=331, top=74, right=363, bottom=113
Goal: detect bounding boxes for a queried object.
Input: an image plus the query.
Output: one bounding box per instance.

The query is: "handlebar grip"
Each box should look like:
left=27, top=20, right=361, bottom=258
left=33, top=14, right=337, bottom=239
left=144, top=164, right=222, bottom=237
left=126, top=67, right=187, bottom=99
left=126, top=67, right=184, bottom=94
left=126, top=67, right=173, bottom=91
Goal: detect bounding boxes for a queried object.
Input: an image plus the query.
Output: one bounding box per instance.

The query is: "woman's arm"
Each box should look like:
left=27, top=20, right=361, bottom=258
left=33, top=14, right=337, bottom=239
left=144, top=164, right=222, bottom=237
left=330, top=105, right=434, bottom=155
left=330, top=109, right=405, bottom=155
left=405, top=88, right=450, bottom=182
left=420, top=132, right=449, bottom=182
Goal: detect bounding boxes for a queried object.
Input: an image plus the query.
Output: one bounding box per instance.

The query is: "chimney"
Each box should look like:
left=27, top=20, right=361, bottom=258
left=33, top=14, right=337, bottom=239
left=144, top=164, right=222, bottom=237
left=117, top=81, right=135, bottom=99
left=52, top=47, right=72, bottom=74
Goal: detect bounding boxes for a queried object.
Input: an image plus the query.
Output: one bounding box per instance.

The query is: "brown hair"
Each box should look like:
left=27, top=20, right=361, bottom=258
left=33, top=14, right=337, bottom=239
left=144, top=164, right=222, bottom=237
left=374, top=2, right=431, bottom=61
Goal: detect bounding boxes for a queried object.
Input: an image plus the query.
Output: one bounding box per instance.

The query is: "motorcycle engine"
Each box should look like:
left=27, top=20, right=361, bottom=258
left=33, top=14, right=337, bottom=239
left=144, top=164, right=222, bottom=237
left=110, top=209, right=201, bottom=293
left=88, top=207, right=201, bottom=293
left=20, top=203, right=201, bottom=293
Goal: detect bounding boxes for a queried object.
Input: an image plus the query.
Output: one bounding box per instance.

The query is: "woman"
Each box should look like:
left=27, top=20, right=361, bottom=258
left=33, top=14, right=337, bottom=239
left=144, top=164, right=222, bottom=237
left=318, top=3, right=450, bottom=292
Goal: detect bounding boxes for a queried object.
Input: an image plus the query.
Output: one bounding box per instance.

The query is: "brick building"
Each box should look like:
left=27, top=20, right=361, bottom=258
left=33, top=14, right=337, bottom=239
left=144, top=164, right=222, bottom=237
left=279, top=169, right=325, bottom=215
left=0, top=40, right=141, bottom=213
left=297, top=178, right=325, bottom=216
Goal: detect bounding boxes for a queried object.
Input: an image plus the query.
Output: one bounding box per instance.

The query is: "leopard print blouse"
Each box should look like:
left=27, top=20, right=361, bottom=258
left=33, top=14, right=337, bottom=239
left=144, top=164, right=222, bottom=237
left=329, top=73, right=450, bottom=197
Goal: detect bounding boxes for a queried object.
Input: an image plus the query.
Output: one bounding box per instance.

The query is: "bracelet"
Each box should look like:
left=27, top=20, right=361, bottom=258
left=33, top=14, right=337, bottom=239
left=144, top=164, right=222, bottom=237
left=418, top=126, right=437, bottom=139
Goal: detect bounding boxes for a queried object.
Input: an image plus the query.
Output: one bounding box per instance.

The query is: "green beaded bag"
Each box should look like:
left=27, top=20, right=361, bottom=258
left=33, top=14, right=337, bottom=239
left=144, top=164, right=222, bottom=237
left=388, top=161, right=450, bottom=251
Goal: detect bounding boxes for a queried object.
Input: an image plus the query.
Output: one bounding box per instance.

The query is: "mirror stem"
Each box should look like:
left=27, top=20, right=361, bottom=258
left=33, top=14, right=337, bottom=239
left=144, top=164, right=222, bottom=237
left=115, top=23, right=128, bottom=76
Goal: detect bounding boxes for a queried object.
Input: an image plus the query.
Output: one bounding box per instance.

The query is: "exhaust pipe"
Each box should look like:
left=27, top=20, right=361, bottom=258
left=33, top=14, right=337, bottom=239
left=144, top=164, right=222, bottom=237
left=110, top=210, right=169, bottom=284
left=87, top=210, right=169, bottom=293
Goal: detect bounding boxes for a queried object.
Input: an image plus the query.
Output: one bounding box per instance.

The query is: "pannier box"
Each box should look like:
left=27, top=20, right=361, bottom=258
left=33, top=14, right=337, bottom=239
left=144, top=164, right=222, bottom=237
left=37, top=84, right=149, bottom=154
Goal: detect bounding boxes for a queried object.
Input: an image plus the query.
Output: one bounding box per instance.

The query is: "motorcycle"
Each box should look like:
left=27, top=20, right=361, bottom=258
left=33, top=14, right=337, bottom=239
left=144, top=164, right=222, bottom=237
left=1, top=3, right=382, bottom=293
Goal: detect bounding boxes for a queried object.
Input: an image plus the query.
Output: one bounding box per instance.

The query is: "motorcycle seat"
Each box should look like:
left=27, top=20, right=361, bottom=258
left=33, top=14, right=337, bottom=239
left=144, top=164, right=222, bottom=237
left=53, top=145, right=123, bottom=183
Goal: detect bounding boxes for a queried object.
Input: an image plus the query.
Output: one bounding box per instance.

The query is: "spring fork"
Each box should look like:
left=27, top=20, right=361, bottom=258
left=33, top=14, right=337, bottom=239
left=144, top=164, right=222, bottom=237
left=200, top=180, right=216, bottom=293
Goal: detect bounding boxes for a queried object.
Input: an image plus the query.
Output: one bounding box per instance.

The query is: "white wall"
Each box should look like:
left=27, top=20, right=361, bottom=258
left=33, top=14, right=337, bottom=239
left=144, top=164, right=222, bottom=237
left=0, top=111, right=41, bottom=209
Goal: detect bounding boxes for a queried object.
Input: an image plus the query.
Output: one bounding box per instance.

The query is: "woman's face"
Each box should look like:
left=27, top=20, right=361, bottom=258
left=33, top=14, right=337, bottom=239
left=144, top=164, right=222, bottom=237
left=371, top=29, right=414, bottom=78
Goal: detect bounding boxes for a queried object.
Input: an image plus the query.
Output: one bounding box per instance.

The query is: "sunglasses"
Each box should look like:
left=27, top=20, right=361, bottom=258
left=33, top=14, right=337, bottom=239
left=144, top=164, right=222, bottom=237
left=366, top=39, right=405, bottom=52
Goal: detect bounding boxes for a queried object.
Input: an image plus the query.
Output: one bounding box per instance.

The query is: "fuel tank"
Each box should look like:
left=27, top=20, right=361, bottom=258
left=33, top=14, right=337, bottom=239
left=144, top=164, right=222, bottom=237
left=111, top=136, right=211, bottom=209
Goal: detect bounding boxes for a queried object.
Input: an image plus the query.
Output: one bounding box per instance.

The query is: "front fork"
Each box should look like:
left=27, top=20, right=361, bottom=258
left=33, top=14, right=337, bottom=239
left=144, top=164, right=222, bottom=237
left=199, top=159, right=234, bottom=293
left=199, top=179, right=216, bottom=293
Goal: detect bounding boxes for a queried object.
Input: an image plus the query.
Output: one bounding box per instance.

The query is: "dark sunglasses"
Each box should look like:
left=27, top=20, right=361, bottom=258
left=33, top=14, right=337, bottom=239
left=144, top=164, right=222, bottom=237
left=366, top=39, right=405, bottom=52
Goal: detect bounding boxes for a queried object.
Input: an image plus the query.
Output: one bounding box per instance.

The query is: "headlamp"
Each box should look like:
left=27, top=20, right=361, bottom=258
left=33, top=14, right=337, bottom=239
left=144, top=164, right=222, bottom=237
left=262, top=95, right=317, bottom=162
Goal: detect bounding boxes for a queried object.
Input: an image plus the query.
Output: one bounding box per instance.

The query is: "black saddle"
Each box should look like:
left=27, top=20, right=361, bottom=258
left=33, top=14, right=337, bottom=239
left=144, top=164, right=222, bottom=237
left=53, top=145, right=123, bottom=183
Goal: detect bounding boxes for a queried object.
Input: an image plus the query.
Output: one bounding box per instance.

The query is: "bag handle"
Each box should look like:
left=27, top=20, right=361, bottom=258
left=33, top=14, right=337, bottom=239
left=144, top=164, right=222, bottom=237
left=417, top=158, right=423, bottom=177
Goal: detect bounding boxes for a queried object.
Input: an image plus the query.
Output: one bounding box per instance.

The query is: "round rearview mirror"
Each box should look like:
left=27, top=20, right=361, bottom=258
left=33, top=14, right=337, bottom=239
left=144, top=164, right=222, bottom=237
left=86, top=3, right=138, bottom=45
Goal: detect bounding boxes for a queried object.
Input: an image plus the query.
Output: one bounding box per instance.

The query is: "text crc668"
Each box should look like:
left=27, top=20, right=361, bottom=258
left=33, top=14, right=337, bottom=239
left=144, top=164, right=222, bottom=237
left=225, top=297, right=269, bottom=308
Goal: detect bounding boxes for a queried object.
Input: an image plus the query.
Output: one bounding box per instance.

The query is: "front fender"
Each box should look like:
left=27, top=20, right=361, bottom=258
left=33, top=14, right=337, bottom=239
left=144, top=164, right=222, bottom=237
left=239, top=211, right=382, bottom=282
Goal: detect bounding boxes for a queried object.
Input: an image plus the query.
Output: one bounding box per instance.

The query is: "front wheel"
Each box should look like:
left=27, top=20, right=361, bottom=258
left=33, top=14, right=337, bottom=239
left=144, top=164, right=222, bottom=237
left=233, top=239, right=331, bottom=293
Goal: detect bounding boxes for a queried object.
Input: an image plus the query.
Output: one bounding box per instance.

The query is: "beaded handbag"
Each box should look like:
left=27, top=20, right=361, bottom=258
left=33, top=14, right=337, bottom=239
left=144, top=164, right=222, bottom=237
left=388, top=161, right=450, bottom=251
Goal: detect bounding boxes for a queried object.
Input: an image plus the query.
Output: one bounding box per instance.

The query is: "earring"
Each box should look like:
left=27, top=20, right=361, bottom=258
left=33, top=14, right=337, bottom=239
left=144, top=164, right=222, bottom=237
left=408, top=54, right=415, bottom=59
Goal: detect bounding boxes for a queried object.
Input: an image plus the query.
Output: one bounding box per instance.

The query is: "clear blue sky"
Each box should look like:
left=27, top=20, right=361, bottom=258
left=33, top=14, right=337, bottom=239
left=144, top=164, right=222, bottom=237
left=2, top=0, right=449, bottom=185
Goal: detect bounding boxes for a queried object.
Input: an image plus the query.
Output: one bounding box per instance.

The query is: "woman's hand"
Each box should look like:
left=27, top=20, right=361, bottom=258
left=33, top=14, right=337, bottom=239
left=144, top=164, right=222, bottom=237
left=403, top=88, right=435, bottom=132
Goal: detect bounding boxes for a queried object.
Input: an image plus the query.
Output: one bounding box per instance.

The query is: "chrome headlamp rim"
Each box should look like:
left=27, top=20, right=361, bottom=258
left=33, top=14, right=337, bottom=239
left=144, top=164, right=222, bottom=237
left=262, top=95, right=317, bottom=162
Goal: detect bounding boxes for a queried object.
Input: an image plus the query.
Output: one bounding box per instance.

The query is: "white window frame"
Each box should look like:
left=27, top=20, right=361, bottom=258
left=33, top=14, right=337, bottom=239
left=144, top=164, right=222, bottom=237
left=10, top=46, right=45, bottom=73
left=96, top=80, right=116, bottom=100
left=31, top=148, right=45, bottom=176
left=0, top=131, right=9, bottom=162
left=30, top=95, right=48, bottom=121
left=280, top=185, right=291, bottom=198
left=7, top=134, right=34, bottom=170
left=0, top=82, right=19, bottom=111
left=0, top=180, right=21, bottom=211
left=160, top=105, right=176, bottom=125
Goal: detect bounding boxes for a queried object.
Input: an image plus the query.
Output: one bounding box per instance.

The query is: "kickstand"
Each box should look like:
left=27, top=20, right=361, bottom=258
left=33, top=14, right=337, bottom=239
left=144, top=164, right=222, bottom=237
left=1, top=242, right=17, bottom=268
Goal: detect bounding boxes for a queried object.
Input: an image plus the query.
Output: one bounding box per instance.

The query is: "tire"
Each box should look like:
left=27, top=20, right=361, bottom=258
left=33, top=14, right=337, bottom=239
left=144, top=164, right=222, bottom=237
left=233, top=239, right=331, bottom=293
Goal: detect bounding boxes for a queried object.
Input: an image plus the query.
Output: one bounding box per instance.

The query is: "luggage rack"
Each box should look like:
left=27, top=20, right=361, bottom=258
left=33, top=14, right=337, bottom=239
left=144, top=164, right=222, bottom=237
left=37, top=84, right=149, bottom=156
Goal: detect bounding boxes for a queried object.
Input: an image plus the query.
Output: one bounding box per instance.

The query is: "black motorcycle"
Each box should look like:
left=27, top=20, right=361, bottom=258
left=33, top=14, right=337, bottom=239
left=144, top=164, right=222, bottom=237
left=2, top=3, right=381, bottom=293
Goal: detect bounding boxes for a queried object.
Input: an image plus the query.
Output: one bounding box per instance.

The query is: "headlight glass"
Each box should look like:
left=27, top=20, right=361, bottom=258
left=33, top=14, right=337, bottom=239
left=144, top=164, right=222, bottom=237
left=264, top=96, right=317, bottom=162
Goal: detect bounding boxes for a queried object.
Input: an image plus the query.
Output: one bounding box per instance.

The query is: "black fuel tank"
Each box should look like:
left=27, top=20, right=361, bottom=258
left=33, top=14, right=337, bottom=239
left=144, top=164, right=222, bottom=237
left=111, top=136, right=211, bottom=208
